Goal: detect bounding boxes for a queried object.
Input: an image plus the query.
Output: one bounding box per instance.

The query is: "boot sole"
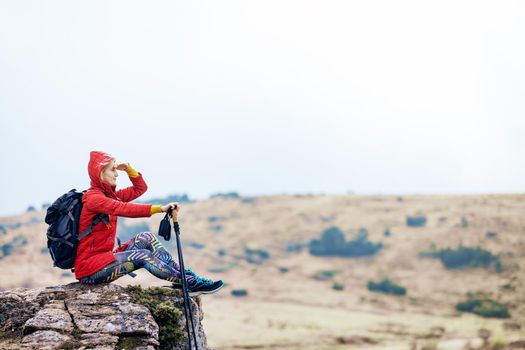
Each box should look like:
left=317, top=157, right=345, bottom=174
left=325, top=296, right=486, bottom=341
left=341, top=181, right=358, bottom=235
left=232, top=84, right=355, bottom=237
left=162, top=282, right=224, bottom=296
left=188, top=282, right=224, bottom=296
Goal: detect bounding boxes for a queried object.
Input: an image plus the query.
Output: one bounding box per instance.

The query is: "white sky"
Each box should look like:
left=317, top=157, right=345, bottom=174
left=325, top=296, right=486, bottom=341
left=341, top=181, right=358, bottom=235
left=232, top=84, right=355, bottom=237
left=0, top=1, right=524, bottom=216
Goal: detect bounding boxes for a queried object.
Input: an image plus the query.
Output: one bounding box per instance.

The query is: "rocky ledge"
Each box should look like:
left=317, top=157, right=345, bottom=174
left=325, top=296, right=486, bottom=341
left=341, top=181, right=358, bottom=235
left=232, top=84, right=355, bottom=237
left=0, top=283, right=209, bottom=350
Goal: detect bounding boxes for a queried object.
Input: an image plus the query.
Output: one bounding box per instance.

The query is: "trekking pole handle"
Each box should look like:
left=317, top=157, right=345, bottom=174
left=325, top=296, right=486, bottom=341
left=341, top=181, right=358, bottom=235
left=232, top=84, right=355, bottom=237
left=167, top=206, right=178, bottom=221
left=167, top=208, right=181, bottom=235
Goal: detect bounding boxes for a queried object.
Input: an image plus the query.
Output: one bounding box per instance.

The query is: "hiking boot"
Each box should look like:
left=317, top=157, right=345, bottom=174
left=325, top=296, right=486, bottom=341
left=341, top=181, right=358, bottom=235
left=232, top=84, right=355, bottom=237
left=187, top=276, right=224, bottom=296
left=171, top=268, right=224, bottom=296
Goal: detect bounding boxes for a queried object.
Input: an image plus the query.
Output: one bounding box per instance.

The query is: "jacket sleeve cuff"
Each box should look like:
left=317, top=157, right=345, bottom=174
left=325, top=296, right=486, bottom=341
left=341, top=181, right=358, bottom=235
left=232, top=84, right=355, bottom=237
left=150, top=205, right=163, bottom=215
left=125, top=163, right=139, bottom=178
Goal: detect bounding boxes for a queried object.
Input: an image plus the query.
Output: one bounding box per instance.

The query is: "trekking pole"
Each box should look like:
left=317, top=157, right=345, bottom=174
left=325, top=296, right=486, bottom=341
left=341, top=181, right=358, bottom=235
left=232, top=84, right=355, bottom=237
left=168, top=207, right=199, bottom=350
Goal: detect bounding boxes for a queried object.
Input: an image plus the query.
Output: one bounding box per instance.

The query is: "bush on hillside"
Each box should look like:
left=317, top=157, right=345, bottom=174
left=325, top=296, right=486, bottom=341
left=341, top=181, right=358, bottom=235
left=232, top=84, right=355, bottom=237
left=456, top=292, right=510, bottom=318
left=486, top=231, right=497, bottom=238
left=332, top=282, right=344, bottom=291
left=245, top=248, right=270, bottom=265
left=207, top=216, right=224, bottom=223
left=240, top=197, right=256, bottom=204
left=231, top=289, right=248, bottom=297
left=0, top=235, right=28, bottom=260
left=439, top=245, right=501, bottom=271
left=368, top=279, right=406, bottom=296
left=210, top=192, right=240, bottom=199
left=185, top=241, right=205, bottom=249
left=406, top=215, right=427, bottom=227
left=309, top=226, right=383, bottom=258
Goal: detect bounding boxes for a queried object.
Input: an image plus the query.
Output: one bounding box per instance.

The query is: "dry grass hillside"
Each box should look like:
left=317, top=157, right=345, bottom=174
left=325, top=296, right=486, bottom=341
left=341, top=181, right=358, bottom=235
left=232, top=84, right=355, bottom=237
left=1, top=193, right=524, bottom=349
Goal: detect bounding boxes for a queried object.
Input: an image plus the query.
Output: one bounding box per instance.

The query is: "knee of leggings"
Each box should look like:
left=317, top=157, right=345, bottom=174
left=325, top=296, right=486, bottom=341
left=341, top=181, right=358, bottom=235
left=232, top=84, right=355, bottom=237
left=135, top=249, right=154, bottom=261
left=139, top=231, right=156, bottom=241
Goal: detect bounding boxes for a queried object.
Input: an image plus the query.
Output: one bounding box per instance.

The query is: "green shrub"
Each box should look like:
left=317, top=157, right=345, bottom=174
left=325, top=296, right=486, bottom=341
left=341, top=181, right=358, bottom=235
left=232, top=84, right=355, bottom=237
left=486, top=231, right=497, bottom=238
left=240, top=197, right=256, bottom=204
left=501, top=283, right=513, bottom=290
left=12, top=235, right=27, bottom=246
left=460, top=216, right=469, bottom=228
left=406, top=215, right=427, bottom=227
left=207, top=216, right=223, bottom=223
left=217, top=249, right=226, bottom=257
left=419, top=244, right=502, bottom=272
left=210, top=192, right=240, bottom=199
left=186, top=241, right=205, bottom=249
left=332, top=282, right=344, bottom=291
left=1, top=243, right=14, bottom=258
left=0, top=235, right=28, bottom=259
left=455, top=293, right=509, bottom=318
left=278, top=267, right=289, bottom=273
left=309, top=226, right=382, bottom=258
left=231, top=289, right=248, bottom=297
left=125, top=285, right=184, bottom=349
left=384, top=228, right=391, bottom=237
left=245, top=248, right=270, bottom=264
left=438, top=245, right=501, bottom=271
left=368, top=279, right=406, bottom=296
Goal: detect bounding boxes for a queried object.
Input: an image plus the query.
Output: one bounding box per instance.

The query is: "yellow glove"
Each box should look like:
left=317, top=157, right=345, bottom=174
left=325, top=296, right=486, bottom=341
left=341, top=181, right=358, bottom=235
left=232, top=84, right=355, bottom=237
left=125, top=163, right=139, bottom=178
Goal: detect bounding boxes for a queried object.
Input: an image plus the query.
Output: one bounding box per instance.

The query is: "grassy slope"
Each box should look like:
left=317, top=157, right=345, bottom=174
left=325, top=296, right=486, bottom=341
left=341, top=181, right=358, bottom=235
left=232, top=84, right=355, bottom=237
left=1, top=193, right=524, bottom=348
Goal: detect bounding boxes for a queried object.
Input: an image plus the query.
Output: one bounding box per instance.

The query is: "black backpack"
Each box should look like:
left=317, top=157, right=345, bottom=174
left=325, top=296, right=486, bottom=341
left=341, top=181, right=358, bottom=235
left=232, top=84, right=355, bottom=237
left=44, top=189, right=109, bottom=270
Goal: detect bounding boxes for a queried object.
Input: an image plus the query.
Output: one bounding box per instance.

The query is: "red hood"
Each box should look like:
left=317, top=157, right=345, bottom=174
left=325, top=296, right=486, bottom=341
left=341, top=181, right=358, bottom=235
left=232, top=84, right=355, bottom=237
left=88, top=150, right=117, bottom=197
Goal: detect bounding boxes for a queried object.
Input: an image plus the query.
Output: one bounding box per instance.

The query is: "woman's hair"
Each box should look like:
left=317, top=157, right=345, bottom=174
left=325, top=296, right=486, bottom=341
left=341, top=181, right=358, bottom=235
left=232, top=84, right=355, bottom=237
left=100, top=158, right=116, bottom=182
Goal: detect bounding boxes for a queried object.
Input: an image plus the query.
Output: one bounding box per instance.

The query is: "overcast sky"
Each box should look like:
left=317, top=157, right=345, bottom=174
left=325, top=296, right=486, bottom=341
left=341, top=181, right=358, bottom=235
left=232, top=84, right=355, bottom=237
left=0, top=1, right=524, bottom=217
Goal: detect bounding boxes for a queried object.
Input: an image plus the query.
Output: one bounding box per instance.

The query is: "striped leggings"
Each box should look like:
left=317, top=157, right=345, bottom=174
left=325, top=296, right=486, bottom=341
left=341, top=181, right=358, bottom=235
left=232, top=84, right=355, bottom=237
left=79, top=231, right=196, bottom=285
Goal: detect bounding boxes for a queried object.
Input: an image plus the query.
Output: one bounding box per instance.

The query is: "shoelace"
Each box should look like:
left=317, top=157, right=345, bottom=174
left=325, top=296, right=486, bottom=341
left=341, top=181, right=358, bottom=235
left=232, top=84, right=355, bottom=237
left=186, top=267, right=196, bottom=277
left=194, top=275, right=214, bottom=286
left=173, top=268, right=213, bottom=286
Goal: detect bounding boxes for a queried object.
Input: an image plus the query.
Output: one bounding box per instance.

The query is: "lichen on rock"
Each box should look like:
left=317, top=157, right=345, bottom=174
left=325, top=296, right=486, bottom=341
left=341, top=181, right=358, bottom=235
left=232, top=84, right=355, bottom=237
left=0, top=283, right=209, bottom=350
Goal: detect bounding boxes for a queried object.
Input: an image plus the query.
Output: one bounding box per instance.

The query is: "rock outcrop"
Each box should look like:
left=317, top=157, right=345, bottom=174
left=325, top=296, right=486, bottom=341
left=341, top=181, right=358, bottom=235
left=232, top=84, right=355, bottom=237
left=0, top=283, right=209, bottom=350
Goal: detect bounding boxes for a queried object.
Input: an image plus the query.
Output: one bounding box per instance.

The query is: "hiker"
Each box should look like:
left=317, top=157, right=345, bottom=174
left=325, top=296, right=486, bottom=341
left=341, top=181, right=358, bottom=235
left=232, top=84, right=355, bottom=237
left=75, top=150, right=224, bottom=296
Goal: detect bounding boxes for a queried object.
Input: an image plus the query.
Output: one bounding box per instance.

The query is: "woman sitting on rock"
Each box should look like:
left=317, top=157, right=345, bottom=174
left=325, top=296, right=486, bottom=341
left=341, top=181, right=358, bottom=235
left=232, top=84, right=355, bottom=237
left=75, top=150, right=224, bottom=296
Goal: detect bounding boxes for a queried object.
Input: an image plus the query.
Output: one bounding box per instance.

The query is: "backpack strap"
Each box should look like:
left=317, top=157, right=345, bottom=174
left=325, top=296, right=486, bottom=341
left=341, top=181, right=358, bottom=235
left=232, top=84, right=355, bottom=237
left=78, top=213, right=109, bottom=240
left=48, top=235, right=75, bottom=248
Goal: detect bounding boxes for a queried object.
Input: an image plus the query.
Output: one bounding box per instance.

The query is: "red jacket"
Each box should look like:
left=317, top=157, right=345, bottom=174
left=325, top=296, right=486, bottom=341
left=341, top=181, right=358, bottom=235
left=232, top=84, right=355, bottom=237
left=74, top=150, right=153, bottom=279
